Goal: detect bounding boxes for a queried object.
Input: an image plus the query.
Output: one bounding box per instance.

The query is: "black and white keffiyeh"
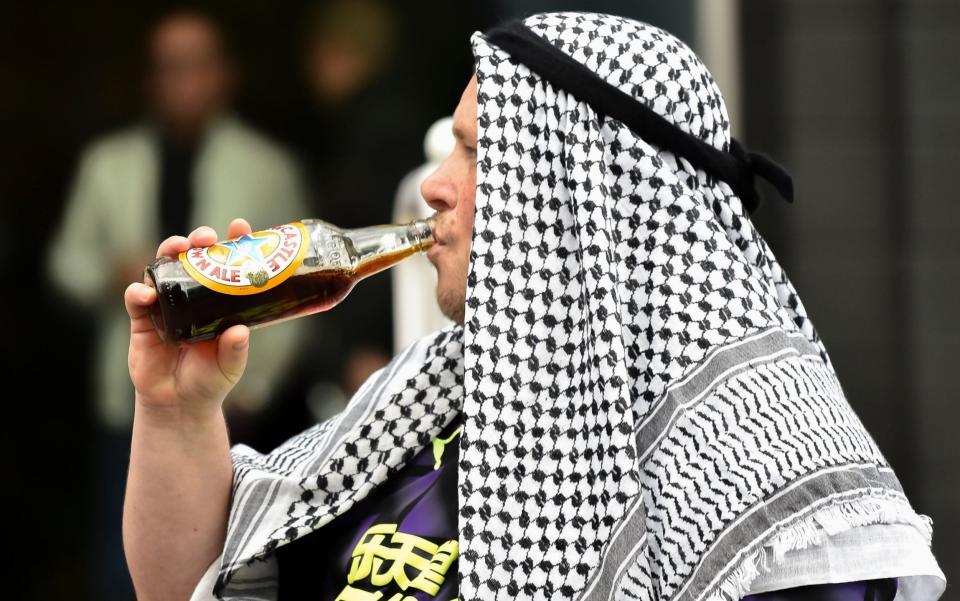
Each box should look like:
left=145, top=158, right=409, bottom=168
left=199, top=12, right=942, bottom=601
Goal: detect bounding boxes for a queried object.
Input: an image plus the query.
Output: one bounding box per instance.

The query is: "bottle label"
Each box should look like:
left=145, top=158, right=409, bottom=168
left=179, top=222, right=309, bottom=295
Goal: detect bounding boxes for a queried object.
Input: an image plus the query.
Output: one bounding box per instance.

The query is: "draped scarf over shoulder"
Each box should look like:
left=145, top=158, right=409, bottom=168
left=209, top=12, right=941, bottom=601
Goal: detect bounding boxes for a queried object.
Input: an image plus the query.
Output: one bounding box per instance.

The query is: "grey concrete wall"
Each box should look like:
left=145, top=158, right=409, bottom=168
left=905, top=0, right=960, bottom=586
left=743, top=0, right=958, bottom=586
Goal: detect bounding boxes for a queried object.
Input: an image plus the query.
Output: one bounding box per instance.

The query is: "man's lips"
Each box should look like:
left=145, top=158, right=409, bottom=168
left=427, top=227, right=447, bottom=263
left=430, top=222, right=449, bottom=247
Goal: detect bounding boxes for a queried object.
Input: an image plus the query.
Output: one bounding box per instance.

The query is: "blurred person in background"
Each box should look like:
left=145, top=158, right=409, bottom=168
left=45, top=9, right=308, bottom=599
left=297, top=0, right=420, bottom=400
left=304, top=0, right=397, bottom=111
left=288, top=0, right=492, bottom=416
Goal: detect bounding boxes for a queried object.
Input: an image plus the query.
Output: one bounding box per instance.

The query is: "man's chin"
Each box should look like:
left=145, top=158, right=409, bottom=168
left=436, top=286, right=466, bottom=325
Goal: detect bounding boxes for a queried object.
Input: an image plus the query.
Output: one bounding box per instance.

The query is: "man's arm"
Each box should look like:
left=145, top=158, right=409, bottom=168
left=124, top=401, right=233, bottom=601
left=122, top=220, right=254, bottom=601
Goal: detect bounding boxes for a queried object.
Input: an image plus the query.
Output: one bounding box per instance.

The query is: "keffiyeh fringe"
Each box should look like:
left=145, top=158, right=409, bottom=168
left=706, top=497, right=933, bottom=601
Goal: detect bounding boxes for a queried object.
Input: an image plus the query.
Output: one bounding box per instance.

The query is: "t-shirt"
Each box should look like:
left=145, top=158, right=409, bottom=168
left=275, top=412, right=896, bottom=601
left=276, top=416, right=463, bottom=601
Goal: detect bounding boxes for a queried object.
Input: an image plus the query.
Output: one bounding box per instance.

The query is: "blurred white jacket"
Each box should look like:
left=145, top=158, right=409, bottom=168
left=391, top=117, right=454, bottom=353
left=48, top=115, right=309, bottom=430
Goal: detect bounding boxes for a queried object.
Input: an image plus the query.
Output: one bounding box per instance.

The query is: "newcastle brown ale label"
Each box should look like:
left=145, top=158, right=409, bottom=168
left=179, top=222, right=310, bottom=294
left=144, top=218, right=434, bottom=345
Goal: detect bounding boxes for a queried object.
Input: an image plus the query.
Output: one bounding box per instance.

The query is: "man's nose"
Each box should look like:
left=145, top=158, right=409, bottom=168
left=420, top=168, right=456, bottom=213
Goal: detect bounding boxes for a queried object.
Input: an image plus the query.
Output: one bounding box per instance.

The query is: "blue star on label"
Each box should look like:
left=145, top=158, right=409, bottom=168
left=221, top=233, right=272, bottom=269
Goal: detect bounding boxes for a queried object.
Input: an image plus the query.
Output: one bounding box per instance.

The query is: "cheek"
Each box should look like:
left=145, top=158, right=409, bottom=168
left=456, top=174, right=477, bottom=243
left=455, top=197, right=475, bottom=252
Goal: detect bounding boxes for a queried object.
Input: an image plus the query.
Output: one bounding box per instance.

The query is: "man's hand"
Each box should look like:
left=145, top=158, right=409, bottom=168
left=125, top=219, right=254, bottom=419
left=123, top=218, right=255, bottom=601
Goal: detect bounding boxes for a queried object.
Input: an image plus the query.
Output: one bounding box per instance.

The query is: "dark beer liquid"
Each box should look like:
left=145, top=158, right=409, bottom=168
left=145, top=245, right=423, bottom=345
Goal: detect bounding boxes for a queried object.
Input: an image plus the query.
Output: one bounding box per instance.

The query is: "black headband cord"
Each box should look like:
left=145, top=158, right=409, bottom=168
left=483, top=21, right=794, bottom=214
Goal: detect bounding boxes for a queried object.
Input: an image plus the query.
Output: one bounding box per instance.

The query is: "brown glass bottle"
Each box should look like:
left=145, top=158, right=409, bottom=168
left=143, top=217, right=434, bottom=345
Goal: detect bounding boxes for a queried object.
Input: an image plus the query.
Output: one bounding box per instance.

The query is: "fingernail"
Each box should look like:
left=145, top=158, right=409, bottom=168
left=233, top=337, right=249, bottom=350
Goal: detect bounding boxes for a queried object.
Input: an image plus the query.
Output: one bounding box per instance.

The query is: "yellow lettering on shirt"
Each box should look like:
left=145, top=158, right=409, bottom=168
left=338, top=523, right=459, bottom=599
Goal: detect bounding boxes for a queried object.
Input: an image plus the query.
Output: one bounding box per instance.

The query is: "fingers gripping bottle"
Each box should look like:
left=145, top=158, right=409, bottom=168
left=143, top=218, right=434, bottom=345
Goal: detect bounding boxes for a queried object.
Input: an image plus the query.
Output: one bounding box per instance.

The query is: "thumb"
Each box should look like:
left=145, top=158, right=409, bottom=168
left=217, top=325, right=250, bottom=385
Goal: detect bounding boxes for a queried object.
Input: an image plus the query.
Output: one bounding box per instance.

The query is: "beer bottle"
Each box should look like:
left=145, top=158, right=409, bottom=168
left=143, top=217, right=435, bottom=345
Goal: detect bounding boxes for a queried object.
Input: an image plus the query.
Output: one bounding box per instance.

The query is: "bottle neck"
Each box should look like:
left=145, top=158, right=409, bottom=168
left=407, top=216, right=435, bottom=252
left=344, top=216, right=435, bottom=279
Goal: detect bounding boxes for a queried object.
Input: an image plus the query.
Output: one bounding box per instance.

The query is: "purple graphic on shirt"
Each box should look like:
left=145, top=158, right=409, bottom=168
left=277, top=417, right=463, bottom=601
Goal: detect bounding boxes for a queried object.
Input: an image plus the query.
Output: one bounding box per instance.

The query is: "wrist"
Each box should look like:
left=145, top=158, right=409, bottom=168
left=134, top=394, right=226, bottom=436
